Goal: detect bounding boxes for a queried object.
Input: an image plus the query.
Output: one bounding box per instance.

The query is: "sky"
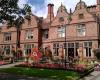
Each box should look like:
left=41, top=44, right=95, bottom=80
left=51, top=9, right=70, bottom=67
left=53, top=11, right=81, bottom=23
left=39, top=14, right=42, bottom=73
left=18, top=0, right=96, bottom=18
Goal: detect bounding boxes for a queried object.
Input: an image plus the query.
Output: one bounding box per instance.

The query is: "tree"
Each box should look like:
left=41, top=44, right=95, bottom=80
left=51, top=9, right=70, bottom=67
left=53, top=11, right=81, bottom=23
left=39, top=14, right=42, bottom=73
left=0, top=0, right=31, bottom=49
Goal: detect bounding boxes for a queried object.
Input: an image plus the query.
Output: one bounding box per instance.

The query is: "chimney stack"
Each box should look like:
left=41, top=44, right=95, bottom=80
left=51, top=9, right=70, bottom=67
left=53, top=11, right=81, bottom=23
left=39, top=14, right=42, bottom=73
left=47, top=4, right=54, bottom=22
left=97, top=0, right=100, bottom=5
left=97, top=0, right=100, bottom=11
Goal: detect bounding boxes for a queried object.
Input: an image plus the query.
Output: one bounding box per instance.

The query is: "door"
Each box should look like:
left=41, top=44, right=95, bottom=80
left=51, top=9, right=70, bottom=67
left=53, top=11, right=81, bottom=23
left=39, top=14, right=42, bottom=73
left=68, top=48, right=74, bottom=58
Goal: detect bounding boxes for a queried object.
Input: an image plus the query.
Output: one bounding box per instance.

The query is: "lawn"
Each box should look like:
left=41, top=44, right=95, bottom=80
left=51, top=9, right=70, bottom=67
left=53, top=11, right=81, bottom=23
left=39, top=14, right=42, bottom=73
left=0, top=67, right=80, bottom=80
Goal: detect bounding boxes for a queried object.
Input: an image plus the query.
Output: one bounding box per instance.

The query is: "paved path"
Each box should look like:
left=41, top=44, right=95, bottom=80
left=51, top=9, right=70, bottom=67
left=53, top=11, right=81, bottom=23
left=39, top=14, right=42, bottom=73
left=0, top=62, right=23, bottom=68
left=90, top=73, right=100, bottom=80
left=80, top=71, right=100, bottom=80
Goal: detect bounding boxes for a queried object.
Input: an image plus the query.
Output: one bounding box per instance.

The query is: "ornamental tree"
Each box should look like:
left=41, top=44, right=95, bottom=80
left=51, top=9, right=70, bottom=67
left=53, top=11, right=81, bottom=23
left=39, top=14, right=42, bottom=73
left=0, top=0, right=31, bottom=49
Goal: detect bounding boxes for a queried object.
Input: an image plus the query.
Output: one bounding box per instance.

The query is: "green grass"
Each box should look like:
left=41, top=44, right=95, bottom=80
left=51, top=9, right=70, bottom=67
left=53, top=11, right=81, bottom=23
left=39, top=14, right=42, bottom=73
left=0, top=67, right=79, bottom=80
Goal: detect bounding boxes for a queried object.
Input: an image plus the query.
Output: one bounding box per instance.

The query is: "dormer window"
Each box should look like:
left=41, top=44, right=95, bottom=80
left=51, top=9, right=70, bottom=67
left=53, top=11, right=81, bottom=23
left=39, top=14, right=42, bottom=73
left=79, top=14, right=84, bottom=19
left=59, top=17, right=64, bottom=22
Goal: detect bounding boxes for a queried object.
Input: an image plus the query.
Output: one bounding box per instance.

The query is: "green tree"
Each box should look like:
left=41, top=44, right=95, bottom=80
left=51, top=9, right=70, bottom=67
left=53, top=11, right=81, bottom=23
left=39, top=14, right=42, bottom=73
left=0, top=0, right=31, bottom=49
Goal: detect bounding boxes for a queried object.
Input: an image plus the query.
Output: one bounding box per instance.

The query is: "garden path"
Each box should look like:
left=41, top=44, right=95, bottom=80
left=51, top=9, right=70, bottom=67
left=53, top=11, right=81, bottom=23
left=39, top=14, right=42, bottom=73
left=80, top=71, right=100, bottom=80
left=0, top=62, right=23, bottom=68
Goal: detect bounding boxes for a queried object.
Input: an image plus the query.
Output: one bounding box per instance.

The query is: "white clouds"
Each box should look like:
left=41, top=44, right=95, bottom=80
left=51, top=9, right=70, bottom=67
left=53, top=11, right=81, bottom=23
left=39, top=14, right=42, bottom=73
left=29, top=3, right=47, bottom=18
left=18, top=0, right=28, bottom=8
left=46, top=0, right=96, bottom=15
left=41, top=0, right=96, bottom=17
left=28, top=4, right=36, bottom=13
left=64, top=0, right=96, bottom=11
left=18, top=0, right=96, bottom=18
left=46, top=0, right=64, bottom=16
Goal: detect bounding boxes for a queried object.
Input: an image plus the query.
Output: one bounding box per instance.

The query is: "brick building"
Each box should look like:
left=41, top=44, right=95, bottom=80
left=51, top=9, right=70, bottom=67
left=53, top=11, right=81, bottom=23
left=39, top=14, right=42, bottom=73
left=0, top=0, right=100, bottom=59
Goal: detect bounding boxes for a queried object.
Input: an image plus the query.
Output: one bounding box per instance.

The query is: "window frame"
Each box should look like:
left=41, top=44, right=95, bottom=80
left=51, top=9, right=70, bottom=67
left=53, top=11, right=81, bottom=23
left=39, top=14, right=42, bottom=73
left=84, top=42, right=92, bottom=57
left=77, top=24, right=86, bottom=37
left=4, top=45, right=11, bottom=55
left=24, top=44, right=34, bottom=55
left=43, top=29, right=48, bottom=39
left=4, top=32, right=11, bottom=42
left=53, top=43, right=59, bottom=56
left=57, top=26, right=65, bottom=38
left=78, top=13, right=84, bottom=19
left=25, top=29, right=33, bottom=40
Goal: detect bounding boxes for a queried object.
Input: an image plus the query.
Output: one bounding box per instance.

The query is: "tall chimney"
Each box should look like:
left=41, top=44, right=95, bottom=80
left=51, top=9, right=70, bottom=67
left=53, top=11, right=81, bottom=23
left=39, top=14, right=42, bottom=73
left=47, top=4, right=54, bottom=22
left=97, top=0, right=100, bottom=11
left=97, top=0, right=100, bottom=5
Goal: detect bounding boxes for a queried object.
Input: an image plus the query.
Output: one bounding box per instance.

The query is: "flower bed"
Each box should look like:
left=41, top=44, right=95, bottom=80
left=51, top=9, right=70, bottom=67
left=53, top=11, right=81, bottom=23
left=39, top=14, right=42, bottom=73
left=94, top=63, right=100, bottom=71
left=74, top=64, right=86, bottom=73
left=0, top=61, right=10, bottom=65
left=15, top=61, right=94, bottom=75
left=15, top=62, right=65, bottom=69
left=0, top=61, right=6, bottom=65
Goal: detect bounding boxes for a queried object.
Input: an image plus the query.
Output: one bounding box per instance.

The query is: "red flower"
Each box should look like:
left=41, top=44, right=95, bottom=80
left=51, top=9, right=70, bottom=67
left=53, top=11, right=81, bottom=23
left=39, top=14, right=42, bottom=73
left=37, top=51, right=42, bottom=58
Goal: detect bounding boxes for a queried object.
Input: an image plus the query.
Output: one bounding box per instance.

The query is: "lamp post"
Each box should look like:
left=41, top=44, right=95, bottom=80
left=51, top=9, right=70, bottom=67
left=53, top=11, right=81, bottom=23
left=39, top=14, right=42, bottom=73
left=64, top=24, right=67, bottom=68
left=64, top=11, right=72, bottom=69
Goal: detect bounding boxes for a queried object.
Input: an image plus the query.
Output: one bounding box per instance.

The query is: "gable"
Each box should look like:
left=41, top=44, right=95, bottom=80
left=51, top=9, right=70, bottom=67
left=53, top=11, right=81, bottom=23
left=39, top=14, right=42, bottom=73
left=51, top=5, right=69, bottom=27
left=22, top=14, right=38, bottom=29
left=71, top=2, right=96, bottom=24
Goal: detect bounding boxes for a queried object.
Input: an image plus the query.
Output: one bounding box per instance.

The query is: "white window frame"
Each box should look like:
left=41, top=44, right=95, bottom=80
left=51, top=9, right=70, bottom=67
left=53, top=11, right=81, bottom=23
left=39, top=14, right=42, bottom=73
left=25, top=30, right=33, bottom=40
left=43, top=30, right=48, bottom=39
left=24, top=44, right=34, bottom=55
left=4, top=32, right=11, bottom=42
left=77, top=24, right=86, bottom=36
left=84, top=42, right=92, bottom=57
left=4, top=45, right=11, bottom=55
left=58, top=26, right=65, bottom=38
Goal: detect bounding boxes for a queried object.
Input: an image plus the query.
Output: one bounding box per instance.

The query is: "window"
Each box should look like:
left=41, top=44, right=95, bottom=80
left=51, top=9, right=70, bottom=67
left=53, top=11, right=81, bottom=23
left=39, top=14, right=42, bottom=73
left=64, top=43, right=67, bottom=49
left=4, top=45, right=11, bottom=55
left=68, top=43, right=74, bottom=48
left=79, top=14, right=84, bottom=19
left=77, top=24, right=86, bottom=36
left=24, top=44, right=34, bottom=55
left=53, top=43, right=59, bottom=56
left=26, top=30, right=33, bottom=40
left=63, top=43, right=67, bottom=56
left=4, top=32, right=11, bottom=41
left=59, top=17, right=64, bottom=22
left=75, top=43, right=79, bottom=56
left=58, top=27, right=65, bottom=38
left=43, top=30, right=48, bottom=39
left=84, top=42, right=92, bottom=57
left=0, top=23, right=3, bottom=26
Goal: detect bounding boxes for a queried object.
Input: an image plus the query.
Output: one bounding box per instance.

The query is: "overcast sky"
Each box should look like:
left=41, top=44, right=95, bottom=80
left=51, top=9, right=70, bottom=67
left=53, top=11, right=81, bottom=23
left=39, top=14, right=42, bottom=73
left=18, top=0, right=96, bottom=18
